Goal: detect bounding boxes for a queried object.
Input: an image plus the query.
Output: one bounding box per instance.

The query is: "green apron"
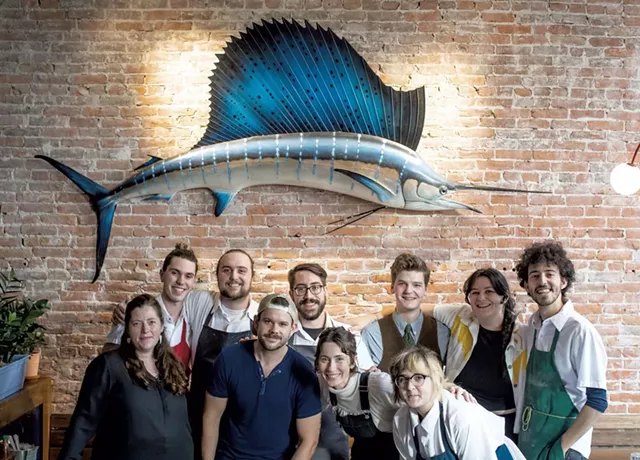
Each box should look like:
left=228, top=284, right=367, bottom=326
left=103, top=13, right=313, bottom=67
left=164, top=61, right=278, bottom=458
left=518, top=328, right=579, bottom=460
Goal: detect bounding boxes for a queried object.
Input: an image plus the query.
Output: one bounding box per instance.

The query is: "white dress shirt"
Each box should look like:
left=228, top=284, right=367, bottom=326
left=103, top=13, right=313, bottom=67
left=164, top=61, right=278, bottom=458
left=289, top=313, right=375, bottom=369
left=516, top=300, right=608, bottom=458
left=393, top=391, right=525, bottom=460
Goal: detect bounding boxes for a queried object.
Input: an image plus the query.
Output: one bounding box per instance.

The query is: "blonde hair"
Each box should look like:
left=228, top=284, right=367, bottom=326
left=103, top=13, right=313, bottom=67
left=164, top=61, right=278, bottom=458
left=389, top=346, right=447, bottom=404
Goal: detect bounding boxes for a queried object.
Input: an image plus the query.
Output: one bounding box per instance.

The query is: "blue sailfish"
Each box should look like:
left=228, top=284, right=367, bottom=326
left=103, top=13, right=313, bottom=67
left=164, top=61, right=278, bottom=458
left=37, top=19, right=540, bottom=282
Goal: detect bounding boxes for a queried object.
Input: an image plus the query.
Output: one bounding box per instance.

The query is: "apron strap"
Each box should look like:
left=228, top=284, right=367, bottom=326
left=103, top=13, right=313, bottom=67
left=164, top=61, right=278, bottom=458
left=203, top=292, right=221, bottom=326
left=438, top=401, right=459, bottom=459
left=329, top=391, right=338, bottom=407
left=358, top=372, right=370, bottom=411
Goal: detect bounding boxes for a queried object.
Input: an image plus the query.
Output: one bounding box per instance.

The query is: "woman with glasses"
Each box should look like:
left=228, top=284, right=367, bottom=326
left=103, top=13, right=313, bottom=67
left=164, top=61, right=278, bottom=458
left=390, top=346, right=525, bottom=460
left=315, top=327, right=401, bottom=460
left=425, top=268, right=526, bottom=442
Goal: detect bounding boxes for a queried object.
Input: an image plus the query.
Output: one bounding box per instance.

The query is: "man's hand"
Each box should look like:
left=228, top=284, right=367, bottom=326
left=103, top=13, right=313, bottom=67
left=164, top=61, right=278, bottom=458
left=238, top=335, right=257, bottom=343
left=112, top=301, right=126, bottom=325
left=363, top=366, right=380, bottom=373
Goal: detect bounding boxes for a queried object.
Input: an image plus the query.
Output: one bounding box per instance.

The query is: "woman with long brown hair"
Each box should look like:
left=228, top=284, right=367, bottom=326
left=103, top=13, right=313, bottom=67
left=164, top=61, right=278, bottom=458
left=60, top=294, right=192, bottom=460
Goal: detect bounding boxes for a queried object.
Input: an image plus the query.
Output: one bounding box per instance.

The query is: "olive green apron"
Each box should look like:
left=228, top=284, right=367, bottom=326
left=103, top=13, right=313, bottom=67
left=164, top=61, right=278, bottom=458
left=518, top=328, right=579, bottom=460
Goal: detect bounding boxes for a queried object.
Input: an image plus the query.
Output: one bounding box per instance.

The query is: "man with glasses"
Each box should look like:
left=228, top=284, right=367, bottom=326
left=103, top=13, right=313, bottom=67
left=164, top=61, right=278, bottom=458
left=287, top=263, right=374, bottom=460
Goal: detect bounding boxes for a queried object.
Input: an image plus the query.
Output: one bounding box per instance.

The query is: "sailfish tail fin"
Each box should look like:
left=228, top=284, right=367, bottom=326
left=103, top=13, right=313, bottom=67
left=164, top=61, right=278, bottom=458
left=35, top=155, right=116, bottom=283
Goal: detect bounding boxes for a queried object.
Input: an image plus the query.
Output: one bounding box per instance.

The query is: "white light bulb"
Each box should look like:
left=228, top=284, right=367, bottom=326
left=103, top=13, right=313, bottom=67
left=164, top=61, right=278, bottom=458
left=610, top=163, right=640, bottom=195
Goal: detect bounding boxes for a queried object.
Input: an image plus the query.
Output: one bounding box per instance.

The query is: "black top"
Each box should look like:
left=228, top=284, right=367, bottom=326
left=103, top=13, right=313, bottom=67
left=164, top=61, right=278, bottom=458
left=59, top=351, right=192, bottom=460
left=302, top=326, right=324, bottom=341
left=453, top=327, right=515, bottom=412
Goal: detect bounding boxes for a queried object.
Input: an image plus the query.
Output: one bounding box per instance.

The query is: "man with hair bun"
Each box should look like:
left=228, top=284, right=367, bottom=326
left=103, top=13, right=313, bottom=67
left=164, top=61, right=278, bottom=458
left=104, top=242, right=198, bottom=373
left=515, top=241, right=607, bottom=460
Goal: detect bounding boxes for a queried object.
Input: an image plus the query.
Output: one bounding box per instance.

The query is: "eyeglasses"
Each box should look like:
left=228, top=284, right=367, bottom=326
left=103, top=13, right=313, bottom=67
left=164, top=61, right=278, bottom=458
left=292, top=284, right=324, bottom=296
left=394, top=374, right=428, bottom=389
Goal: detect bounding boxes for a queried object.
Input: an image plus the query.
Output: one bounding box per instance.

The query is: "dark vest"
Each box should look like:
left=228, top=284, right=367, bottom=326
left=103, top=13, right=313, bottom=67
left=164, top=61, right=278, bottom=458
left=378, top=313, right=441, bottom=372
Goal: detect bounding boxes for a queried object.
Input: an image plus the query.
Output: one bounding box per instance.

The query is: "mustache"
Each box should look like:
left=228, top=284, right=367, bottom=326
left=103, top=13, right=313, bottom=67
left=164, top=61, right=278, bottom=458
left=263, top=333, right=282, bottom=340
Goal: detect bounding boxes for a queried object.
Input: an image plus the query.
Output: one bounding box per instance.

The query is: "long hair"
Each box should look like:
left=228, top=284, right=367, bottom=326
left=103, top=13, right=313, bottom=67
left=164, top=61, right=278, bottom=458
left=463, top=268, right=517, bottom=378
left=119, top=294, right=188, bottom=395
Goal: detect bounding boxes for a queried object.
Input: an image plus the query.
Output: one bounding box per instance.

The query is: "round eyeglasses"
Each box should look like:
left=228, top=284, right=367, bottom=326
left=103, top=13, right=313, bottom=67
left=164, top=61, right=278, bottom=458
left=394, top=374, right=428, bottom=389
left=293, top=284, right=324, bottom=296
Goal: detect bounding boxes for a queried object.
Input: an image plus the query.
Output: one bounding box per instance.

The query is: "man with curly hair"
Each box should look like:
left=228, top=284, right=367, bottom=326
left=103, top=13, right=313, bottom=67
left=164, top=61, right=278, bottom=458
left=515, top=241, right=607, bottom=460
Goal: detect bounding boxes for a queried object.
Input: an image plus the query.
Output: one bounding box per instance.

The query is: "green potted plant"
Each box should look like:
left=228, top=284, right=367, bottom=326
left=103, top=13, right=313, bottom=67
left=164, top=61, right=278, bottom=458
left=0, top=268, right=49, bottom=399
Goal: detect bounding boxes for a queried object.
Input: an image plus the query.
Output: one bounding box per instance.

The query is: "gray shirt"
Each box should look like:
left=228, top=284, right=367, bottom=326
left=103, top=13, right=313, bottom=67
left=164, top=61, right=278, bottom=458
left=361, top=311, right=450, bottom=366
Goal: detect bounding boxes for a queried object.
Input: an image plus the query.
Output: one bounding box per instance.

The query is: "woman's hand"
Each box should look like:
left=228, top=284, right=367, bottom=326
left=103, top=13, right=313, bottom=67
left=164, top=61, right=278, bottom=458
left=448, top=385, right=478, bottom=404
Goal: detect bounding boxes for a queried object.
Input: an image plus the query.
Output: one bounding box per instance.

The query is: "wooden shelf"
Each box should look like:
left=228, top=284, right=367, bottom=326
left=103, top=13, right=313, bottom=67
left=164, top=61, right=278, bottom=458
left=0, top=377, right=52, bottom=460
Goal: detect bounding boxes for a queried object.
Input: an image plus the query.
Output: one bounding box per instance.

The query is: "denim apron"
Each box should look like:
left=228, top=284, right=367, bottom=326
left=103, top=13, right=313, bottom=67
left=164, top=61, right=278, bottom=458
left=329, top=373, right=399, bottom=460
left=187, top=305, right=253, bottom=460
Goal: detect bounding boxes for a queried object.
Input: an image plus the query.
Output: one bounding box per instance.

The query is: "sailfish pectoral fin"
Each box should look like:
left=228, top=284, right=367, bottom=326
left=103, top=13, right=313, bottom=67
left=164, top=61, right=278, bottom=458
left=210, top=190, right=237, bottom=217
left=334, top=169, right=394, bottom=203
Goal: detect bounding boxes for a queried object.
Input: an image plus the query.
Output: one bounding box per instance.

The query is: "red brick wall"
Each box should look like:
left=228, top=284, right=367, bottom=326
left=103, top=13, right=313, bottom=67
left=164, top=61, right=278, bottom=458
left=1, top=0, right=639, bottom=413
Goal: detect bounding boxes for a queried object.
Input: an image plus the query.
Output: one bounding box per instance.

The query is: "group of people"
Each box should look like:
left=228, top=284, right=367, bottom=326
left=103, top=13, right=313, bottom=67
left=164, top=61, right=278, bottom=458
left=58, top=240, right=608, bottom=460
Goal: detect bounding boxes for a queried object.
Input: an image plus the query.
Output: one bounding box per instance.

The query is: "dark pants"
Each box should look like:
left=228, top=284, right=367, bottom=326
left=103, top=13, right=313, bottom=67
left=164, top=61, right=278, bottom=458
left=312, top=408, right=349, bottom=460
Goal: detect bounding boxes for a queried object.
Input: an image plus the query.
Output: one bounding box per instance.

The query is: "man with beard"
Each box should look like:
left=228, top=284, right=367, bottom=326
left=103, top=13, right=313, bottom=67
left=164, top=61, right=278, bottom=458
left=287, top=263, right=374, bottom=460
left=515, top=241, right=607, bottom=460
left=202, top=293, right=321, bottom=460
left=181, top=248, right=259, bottom=460
left=103, top=243, right=197, bottom=372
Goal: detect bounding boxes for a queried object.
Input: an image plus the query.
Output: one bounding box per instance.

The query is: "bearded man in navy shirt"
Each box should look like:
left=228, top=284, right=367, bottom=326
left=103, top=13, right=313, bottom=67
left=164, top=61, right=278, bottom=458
left=202, top=293, right=322, bottom=460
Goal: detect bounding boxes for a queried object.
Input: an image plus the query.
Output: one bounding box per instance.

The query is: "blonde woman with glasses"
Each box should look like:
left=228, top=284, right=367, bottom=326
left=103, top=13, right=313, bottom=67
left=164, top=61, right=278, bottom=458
left=390, top=346, right=525, bottom=460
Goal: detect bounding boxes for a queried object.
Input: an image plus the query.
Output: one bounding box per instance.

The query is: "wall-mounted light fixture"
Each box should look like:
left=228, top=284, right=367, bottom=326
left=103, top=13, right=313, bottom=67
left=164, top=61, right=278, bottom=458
left=610, top=143, right=640, bottom=195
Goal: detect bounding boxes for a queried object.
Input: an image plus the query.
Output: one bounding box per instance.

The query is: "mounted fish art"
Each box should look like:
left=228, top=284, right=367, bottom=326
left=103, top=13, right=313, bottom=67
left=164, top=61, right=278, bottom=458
left=37, top=19, right=544, bottom=282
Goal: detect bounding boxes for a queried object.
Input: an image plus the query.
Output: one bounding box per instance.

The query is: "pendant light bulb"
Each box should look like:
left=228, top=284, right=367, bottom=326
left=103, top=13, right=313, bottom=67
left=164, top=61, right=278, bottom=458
left=610, top=163, right=640, bottom=196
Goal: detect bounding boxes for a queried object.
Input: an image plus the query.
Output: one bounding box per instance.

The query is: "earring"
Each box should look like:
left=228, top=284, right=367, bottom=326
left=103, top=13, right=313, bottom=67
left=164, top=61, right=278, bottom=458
left=159, top=335, right=163, bottom=344
left=126, top=338, right=131, bottom=344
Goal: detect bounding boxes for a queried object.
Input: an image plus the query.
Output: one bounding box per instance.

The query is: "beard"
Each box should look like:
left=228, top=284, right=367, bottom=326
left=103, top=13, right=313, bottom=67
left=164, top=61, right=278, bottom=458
left=529, top=286, right=562, bottom=308
left=257, top=333, right=288, bottom=351
left=220, top=282, right=250, bottom=301
left=296, top=298, right=326, bottom=321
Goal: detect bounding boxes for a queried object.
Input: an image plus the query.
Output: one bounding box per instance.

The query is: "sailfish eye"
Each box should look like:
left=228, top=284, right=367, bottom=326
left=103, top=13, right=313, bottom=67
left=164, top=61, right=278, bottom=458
left=439, top=185, right=448, bottom=195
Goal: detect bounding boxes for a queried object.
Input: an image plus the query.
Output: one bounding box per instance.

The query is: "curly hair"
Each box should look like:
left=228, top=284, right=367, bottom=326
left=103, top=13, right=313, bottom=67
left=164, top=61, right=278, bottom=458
left=390, top=253, right=430, bottom=286
left=119, top=294, right=188, bottom=395
left=161, top=242, right=198, bottom=273
left=315, top=327, right=358, bottom=374
left=464, top=268, right=517, bottom=378
left=515, top=241, right=575, bottom=302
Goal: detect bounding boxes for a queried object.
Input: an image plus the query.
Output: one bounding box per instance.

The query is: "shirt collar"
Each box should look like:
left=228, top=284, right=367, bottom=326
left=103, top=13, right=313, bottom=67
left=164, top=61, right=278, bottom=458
left=532, top=299, right=574, bottom=331
left=393, top=311, right=423, bottom=334
left=293, top=312, right=333, bottom=341
left=409, top=398, right=440, bottom=434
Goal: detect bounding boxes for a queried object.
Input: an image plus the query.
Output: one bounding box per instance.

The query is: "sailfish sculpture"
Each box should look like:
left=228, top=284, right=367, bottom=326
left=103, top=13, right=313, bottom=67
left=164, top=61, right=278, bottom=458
left=37, top=19, right=541, bottom=282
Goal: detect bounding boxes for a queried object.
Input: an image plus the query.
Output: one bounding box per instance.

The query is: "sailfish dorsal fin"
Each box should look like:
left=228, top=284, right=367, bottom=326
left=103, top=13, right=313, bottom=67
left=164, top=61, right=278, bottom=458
left=194, top=19, right=425, bottom=151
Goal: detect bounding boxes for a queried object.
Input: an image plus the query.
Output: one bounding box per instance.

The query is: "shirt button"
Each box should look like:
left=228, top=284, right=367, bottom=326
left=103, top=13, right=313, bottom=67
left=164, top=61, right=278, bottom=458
left=508, top=365, right=512, bottom=369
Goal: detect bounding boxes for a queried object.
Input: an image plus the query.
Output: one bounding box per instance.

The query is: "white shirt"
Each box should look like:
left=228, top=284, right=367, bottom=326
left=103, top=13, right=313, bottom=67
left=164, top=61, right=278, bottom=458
left=289, top=313, right=375, bottom=369
left=182, top=290, right=258, bottom=367
left=516, top=300, right=608, bottom=458
left=393, top=391, right=526, bottom=460
left=105, top=296, right=189, bottom=348
left=321, top=372, right=399, bottom=433
left=434, top=305, right=528, bottom=411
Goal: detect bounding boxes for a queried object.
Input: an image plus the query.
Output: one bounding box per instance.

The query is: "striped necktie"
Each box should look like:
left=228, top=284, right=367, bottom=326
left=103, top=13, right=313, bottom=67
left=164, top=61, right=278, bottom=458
left=403, top=323, right=415, bottom=346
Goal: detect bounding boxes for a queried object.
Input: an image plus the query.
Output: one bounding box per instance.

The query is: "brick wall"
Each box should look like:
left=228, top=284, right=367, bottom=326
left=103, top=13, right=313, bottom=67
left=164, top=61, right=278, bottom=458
left=1, top=0, right=639, bottom=414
